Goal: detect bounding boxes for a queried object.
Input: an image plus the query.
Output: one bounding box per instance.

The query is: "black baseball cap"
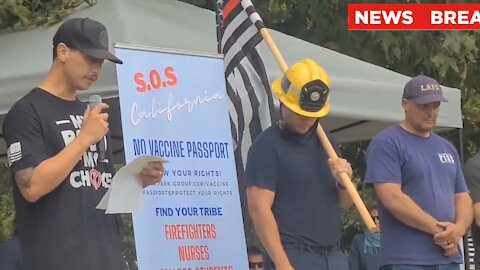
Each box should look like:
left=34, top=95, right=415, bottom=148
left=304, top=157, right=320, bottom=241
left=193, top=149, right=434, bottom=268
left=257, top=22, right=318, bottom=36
left=53, top=17, right=123, bottom=64
left=402, top=75, right=448, bottom=104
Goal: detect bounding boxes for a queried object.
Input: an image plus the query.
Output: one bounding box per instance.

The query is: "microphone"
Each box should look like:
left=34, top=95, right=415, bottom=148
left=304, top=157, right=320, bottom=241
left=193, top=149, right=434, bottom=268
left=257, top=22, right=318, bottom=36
left=88, top=95, right=107, bottom=162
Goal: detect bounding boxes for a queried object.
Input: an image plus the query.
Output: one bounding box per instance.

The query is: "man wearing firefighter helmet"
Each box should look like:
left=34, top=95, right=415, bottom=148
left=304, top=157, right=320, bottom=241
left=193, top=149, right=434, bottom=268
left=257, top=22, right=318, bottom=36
left=246, top=59, right=353, bottom=270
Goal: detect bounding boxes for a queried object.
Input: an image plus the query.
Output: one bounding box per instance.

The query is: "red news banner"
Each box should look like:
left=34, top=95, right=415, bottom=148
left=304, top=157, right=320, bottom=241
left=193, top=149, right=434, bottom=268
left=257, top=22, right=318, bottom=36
left=348, top=4, right=480, bottom=30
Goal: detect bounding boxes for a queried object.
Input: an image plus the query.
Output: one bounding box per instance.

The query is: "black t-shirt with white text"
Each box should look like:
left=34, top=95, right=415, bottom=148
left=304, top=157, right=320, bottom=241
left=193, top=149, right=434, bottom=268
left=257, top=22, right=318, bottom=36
left=3, top=88, right=128, bottom=270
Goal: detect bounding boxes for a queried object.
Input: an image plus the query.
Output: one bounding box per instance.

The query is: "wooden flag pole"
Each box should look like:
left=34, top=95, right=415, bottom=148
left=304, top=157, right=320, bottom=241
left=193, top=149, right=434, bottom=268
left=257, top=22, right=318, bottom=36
left=258, top=23, right=377, bottom=233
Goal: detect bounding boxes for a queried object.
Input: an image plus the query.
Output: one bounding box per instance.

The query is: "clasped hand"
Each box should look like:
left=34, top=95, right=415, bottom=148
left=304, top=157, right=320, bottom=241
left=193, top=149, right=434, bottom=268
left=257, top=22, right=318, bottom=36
left=433, top=222, right=462, bottom=257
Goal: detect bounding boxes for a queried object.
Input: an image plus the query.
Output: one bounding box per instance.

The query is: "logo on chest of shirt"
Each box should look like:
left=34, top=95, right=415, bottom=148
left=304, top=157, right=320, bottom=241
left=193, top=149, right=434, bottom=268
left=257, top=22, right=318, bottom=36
left=56, top=114, right=112, bottom=190
left=69, top=168, right=112, bottom=189
left=438, top=153, right=455, bottom=164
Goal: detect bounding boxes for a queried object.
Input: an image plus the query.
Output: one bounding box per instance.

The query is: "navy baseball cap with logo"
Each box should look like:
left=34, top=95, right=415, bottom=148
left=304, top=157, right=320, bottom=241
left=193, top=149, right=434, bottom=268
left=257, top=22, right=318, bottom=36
left=53, top=17, right=123, bottom=64
left=402, top=75, right=448, bottom=104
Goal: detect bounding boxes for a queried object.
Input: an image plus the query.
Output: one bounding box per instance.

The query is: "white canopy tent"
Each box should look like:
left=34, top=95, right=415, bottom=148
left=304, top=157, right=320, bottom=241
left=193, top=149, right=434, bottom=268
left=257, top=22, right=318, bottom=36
left=0, top=0, right=463, bottom=163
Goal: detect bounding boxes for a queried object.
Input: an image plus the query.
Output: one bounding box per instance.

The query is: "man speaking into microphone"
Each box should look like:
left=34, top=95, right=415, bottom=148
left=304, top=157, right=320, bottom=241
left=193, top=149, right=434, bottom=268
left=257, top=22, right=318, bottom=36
left=3, top=17, right=165, bottom=270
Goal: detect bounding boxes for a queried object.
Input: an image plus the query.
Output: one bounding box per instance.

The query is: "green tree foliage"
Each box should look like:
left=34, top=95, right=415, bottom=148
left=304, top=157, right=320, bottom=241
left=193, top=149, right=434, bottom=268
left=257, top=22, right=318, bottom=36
left=0, top=0, right=96, bottom=30
left=0, top=164, right=15, bottom=242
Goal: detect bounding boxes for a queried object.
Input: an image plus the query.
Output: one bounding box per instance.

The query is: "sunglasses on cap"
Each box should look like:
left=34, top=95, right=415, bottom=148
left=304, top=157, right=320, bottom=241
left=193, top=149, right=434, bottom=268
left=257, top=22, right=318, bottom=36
left=249, top=261, right=264, bottom=269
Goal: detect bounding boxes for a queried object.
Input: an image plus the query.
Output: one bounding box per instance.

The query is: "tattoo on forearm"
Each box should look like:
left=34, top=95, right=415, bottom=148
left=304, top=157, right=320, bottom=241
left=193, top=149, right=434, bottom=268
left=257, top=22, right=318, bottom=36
left=15, top=167, right=34, bottom=193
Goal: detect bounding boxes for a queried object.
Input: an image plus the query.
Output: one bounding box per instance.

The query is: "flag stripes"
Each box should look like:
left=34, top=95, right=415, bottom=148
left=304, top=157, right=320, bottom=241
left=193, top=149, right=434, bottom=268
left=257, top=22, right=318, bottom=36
left=217, top=0, right=276, bottom=169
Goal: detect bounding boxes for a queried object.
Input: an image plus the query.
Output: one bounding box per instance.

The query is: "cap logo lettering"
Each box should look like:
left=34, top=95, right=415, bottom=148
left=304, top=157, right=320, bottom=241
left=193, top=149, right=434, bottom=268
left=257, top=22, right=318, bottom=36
left=420, top=84, right=441, bottom=91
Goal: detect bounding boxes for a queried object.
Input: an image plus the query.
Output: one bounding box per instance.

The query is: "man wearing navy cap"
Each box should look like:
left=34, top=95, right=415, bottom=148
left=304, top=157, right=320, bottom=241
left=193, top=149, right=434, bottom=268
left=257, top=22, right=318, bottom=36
left=3, top=18, right=164, bottom=270
left=364, top=75, right=472, bottom=270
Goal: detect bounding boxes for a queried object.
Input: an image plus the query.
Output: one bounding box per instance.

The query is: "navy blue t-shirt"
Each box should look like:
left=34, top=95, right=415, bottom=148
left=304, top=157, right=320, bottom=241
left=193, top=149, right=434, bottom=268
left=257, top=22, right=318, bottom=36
left=245, top=124, right=342, bottom=247
left=365, top=125, right=467, bottom=266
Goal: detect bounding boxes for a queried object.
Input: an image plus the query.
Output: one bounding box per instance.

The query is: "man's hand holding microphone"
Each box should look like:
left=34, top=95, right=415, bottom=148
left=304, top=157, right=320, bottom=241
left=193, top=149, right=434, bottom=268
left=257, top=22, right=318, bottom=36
left=78, top=95, right=165, bottom=188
